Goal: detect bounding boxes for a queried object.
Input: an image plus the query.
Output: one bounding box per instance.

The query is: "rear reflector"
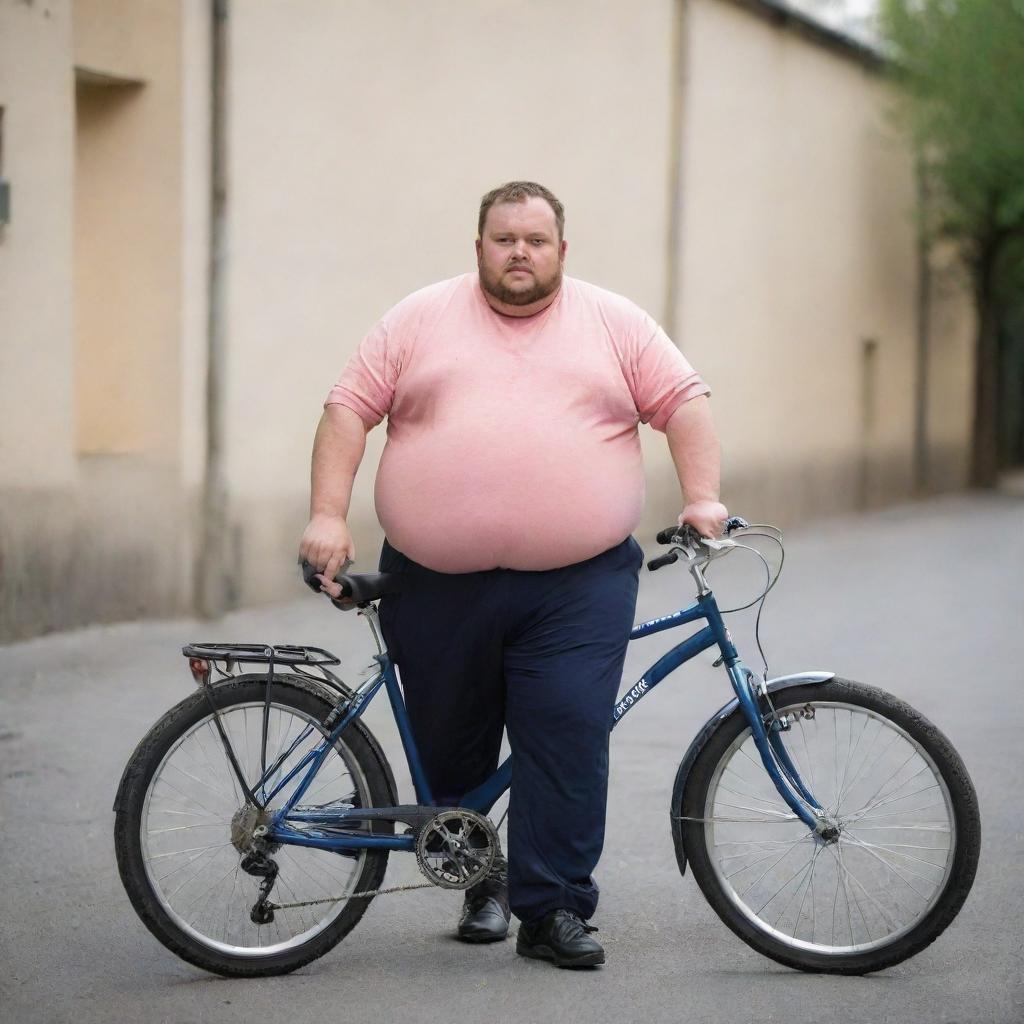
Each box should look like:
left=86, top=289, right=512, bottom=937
left=189, top=657, right=211, bottom=685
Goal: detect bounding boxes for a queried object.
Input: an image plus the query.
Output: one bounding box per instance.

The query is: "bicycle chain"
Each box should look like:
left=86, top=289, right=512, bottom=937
left=267, top=808, right=509, bottom=912
left=268, top=880, right=434, bottom=911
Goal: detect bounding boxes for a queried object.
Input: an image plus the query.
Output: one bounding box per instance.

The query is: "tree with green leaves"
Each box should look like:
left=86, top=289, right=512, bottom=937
left=880, top=0, right=1024, bottom=486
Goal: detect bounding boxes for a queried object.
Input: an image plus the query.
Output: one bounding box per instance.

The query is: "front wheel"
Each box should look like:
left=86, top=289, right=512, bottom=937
left=676, top=678, right=980, bottom=974
left=114, top=676, right=393, bottom=977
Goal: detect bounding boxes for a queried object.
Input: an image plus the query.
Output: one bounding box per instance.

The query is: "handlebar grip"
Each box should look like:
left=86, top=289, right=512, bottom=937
left=647, top=551, right=679, bottom=572
left=301, top=561, right=323, bottom=593
left=300, top=560, right=353, bottom=598
left=656, top=517, right=750, bottom=545
left=656, top=523, right=702, bottom=546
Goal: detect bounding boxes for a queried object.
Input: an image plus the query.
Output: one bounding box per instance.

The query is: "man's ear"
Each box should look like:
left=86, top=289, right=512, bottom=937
left=559, top=239, right=568, bottom=262
left=475, top=238, right=482, bottom=261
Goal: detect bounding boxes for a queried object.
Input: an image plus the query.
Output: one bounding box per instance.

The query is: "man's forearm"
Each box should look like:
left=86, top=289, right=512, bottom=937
left=310, top=404, right=368, bottom=519
left=665, top=395, right=721, bottom=505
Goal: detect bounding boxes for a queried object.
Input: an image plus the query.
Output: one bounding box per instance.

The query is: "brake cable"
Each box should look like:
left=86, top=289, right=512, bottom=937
left=705, top=526, right=785, bottom=681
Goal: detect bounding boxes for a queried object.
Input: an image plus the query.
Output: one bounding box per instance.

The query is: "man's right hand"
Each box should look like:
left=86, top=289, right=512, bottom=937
left=298, top=513, right=355, bottom=598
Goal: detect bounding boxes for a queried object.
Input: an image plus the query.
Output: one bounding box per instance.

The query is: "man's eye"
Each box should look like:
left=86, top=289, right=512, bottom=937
left=530, top=239, right=545, bottom=245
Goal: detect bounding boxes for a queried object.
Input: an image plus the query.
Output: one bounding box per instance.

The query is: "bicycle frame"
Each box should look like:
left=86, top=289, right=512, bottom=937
left=252, top=583, right=828, bottom=855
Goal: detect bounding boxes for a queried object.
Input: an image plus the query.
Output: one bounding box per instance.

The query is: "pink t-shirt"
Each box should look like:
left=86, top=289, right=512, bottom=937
left=326, top=273, right=710, bottom=573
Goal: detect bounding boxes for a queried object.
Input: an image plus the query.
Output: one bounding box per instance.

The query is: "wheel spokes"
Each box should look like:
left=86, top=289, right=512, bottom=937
left=702, top=700, right=956, bottom=954
left=142, top=700, right=369, bottom=953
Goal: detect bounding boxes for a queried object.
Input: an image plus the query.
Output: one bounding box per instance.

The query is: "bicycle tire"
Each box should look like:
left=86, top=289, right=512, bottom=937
left=676, top=678, right=980, bottom=974
left=115, top=675, right=393, bottom=977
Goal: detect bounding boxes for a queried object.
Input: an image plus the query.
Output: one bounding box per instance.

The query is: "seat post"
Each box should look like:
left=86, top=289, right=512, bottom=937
left=359, top=603, right=386, bottom=655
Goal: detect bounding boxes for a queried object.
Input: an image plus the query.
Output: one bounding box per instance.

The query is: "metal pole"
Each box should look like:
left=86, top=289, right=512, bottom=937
left=198, top=0, right=230, bottom=617
left=664, top=0, right=690, bottom=342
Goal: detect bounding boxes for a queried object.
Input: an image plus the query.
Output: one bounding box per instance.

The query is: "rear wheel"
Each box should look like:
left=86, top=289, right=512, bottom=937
left=677, top=678, right=980, bottom=974
left=115, top=676, right=392, bottom=976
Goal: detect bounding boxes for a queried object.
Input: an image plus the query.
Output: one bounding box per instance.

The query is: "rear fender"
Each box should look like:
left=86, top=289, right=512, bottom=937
left=669, top=672, right=834, bottom=875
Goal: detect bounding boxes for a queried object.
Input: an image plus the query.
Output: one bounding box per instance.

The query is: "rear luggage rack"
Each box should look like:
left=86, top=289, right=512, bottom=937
left=182, top=643, right=341, bottom=667
left=181, top=643, right=354, bottom=709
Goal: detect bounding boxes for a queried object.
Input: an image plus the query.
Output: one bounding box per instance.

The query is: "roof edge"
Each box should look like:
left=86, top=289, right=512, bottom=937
left=724, top=0, right=888, bottom=70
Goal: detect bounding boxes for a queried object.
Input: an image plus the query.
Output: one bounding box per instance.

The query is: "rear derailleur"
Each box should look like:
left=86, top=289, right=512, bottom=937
left=233, top=804, right=280, bottom=925
left=241, top=841, right=279, bottom=925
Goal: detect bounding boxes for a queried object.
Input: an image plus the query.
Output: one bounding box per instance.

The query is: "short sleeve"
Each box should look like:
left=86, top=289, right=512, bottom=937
left=629, top=317, right=711, bottom=432
left=324, top=318, right=398, bottom=428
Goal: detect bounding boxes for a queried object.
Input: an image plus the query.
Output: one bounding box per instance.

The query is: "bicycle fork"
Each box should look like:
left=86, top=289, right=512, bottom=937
left=727, top=663, right=835, bottom=838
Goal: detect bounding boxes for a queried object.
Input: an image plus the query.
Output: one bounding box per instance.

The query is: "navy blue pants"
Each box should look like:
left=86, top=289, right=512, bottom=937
left=377, top=535, right=643, bottom=923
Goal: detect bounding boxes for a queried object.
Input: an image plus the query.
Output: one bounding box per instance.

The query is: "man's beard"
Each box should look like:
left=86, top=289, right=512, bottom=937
left=478, top=260, right=563, bottom=307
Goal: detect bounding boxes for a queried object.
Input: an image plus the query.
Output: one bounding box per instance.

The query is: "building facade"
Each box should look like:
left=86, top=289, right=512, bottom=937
left=0, top=0, right=974, bottom=641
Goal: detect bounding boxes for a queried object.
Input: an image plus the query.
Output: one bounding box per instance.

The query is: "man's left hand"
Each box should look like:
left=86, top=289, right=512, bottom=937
left=679, top=500, right=729, bottom=539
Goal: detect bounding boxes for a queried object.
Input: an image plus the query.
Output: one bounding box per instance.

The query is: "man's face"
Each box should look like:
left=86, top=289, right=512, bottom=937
left=476, top=197, right=567, bottom=308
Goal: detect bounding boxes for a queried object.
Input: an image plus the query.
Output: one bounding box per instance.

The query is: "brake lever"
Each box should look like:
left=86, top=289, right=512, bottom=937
left=701, top=536, right=736, bottom=552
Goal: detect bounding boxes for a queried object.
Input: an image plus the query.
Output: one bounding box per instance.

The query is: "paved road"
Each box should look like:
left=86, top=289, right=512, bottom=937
left=2, top=492, right=1022, bottom=1024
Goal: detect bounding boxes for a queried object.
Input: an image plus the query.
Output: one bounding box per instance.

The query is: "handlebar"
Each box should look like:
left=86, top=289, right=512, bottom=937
left=655, top=516, right=749, bottom=547
left=647, top=516, right=750, bottom=572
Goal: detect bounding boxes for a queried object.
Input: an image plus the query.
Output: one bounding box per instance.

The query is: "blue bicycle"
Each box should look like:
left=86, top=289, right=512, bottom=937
left=113, top=519, right=980, bottom=977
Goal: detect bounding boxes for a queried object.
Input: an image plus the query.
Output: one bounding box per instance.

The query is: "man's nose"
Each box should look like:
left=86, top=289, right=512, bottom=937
left=512, top=238, right=528, bottom=257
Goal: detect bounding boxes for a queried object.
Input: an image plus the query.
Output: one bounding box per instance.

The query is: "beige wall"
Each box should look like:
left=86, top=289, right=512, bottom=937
left=225, top=0, right=680, bottom=602
left=180, top=0, right=211, bottom=494
left=0, top=0, right=76, bottom=490
left=73, top=0, right=185, bottom=462
left=923, top=242, right=974, bottom=489
left=74, top=0, right=152, bottom=80
left=675, top=0, right=962, bottom=522
left=225, top=0, right=974, bottom=605
left=0, top=0, right=208, bottom=640
left=0, top=0, right=976, bottom=639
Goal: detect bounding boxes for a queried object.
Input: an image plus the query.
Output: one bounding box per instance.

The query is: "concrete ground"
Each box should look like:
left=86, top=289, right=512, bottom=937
left=1, top=491, right=1022, bottom=1024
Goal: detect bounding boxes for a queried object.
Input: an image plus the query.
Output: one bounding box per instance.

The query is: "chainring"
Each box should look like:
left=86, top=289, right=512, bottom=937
left=414, top=808, right=498, bottom=890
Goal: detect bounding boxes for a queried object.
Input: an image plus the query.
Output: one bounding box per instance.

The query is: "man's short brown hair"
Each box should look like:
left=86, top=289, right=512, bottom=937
left=477, top=181, right=565, bottom=242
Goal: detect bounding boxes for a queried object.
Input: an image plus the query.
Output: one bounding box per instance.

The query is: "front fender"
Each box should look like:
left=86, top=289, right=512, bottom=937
left=669, top=672, right=834, bottom=875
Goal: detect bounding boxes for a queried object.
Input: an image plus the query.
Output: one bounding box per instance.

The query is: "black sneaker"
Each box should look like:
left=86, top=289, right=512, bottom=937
left=456, top=855, right=510, bottom=943
left=457, top=894, right=511, bottom=943
left=516, top=909, right=605, bottom=968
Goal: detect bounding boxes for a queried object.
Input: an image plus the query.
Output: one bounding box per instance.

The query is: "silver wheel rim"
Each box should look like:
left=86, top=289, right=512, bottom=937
left=140, top=701, right=372, bottom=958
left=702, top=700, right=956, bottom=956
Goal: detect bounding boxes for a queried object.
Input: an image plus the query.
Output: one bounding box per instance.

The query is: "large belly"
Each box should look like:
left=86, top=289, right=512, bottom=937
left=374, top=422, right=645, bottom=572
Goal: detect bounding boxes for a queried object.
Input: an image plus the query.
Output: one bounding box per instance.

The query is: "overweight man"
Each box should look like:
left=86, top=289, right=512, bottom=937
left=299, top=181, right=727, bottom=968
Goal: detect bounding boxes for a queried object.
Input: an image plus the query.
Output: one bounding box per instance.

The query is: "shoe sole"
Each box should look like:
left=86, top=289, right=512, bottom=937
left=516, top=942, right=605, bottom=968
left=456, top=928, right=509, bottom=944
